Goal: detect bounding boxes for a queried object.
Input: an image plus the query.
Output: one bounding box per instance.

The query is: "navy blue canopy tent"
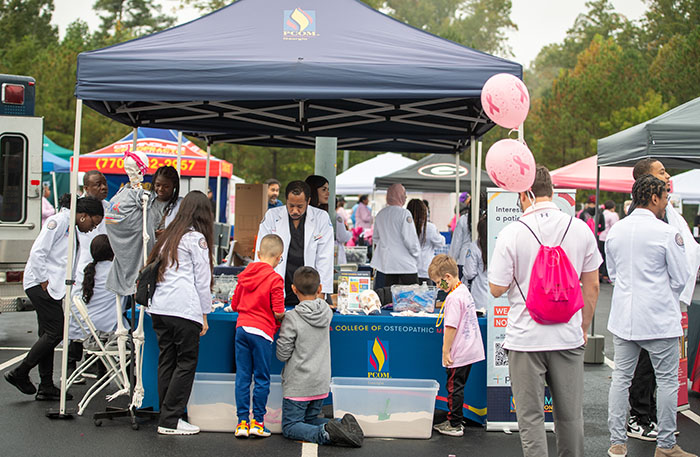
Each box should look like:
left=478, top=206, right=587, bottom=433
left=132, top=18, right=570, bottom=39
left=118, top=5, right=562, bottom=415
left=75, top=0, right=522, bottom=153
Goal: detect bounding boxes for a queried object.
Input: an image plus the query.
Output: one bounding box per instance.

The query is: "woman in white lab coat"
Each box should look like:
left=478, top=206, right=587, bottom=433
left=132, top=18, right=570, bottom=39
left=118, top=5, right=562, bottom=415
left=370, top=183, right=420, bottom=289
left=68, top=234, right=118, bottom=378
left=407, top=199, right=445, bottom=284
left=463, top=215, right=489, bottom=310
left=146, top=190, right=213, bottom=435
left=5, top=196, right=104, bottom=401
left=305, top=175, right=352, bottom=264
left=151, top=165, right=183, bottom=239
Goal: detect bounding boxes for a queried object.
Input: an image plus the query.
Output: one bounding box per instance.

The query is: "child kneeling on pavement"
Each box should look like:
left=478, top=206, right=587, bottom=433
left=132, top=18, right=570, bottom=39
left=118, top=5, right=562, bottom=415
left=276, top=266, right=364, bottom=447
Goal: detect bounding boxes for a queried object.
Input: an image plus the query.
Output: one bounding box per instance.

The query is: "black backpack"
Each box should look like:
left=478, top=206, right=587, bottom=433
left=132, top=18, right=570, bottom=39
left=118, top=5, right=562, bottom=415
left=134, top=259, right=161, bottom=307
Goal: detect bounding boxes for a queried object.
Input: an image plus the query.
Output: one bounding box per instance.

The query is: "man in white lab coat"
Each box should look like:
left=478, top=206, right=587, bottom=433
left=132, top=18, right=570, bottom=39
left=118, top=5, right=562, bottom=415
left=256, top=180, right=334, bottom=306
left=605, top=175, right=695, bottom=457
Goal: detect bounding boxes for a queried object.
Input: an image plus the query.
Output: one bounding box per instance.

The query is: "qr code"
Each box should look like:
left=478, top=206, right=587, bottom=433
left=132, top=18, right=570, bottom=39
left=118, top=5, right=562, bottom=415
left=494, top=343, right=508, bottom=367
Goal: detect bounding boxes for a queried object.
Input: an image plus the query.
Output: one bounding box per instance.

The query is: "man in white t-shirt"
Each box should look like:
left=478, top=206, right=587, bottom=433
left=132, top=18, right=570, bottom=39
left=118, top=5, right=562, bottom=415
left=489, top=166, right=602, bottom=457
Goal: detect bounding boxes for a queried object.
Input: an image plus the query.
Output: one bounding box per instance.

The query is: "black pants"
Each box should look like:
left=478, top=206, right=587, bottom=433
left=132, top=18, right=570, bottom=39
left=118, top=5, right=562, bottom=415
left=152, top=313, right=201, bottom=429
left=629, top=349, right=657, bottom=424
left=375, top=272, right=419, bottom=290
left=15, top=285, right=64, bottom=386
left=446, top=364, right=472, bottom=426
left=598, top=240, right=608, bottom=278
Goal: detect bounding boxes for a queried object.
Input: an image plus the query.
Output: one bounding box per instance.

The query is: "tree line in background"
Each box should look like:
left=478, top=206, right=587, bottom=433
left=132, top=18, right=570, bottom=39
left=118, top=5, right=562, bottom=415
left=1, top=0, right=698, bottom=192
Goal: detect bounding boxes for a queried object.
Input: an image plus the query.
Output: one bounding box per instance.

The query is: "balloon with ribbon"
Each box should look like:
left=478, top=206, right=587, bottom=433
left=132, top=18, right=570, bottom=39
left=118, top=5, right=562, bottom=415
left=485, top=139, right=536, bottom=192
left=481, top=73, right=530, bottom=129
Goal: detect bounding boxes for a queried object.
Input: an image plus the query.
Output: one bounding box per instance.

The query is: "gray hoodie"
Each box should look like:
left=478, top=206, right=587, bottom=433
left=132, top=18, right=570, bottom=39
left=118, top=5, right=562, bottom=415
left=276, top=298, right=333, bottom=398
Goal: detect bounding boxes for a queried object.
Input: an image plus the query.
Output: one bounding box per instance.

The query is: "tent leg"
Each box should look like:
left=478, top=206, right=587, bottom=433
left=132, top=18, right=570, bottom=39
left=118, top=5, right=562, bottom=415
left=205, top=144, right=211, bottom=194
left=474, top=141, right=483, bottom=241
left=470, top=137, right=476, bottom=239
left=51, top=171, right=58, bottom=210
left=315, top=137, right=337, bottom=225
left=49, top=99, right=82, bottom=419
left=584, top=164, right=605, bottom=365
left=176, top=131, right=183, bottom=190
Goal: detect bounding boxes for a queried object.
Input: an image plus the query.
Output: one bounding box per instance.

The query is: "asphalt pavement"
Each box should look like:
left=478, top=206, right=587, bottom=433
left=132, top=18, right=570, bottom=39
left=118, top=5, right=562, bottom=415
left=1, top=283, right=699, bottom=457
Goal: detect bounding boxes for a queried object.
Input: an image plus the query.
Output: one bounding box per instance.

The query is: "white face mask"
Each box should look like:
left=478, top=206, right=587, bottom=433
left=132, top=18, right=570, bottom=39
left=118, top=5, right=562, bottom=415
left=124, top=151, right=149, bottom=186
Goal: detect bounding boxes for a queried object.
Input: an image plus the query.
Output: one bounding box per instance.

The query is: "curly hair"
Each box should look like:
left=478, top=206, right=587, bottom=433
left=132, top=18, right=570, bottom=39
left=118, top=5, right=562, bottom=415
left=632, top=175, right=666, bottom=208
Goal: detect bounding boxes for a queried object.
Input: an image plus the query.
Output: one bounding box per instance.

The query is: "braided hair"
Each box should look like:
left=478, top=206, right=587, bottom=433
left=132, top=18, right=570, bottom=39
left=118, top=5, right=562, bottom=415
left=632, top=175, right=666, bottom=208
left=82, top=234, right=114, bottom=304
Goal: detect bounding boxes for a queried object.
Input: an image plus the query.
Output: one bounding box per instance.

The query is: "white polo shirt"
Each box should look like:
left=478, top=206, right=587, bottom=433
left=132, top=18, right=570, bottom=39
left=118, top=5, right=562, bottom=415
left=489, top=201, right=602, bottom=352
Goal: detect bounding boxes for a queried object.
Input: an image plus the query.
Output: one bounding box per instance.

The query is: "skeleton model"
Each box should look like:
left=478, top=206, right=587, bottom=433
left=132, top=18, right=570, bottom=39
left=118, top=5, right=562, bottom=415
left=104, top=150, right=152, bottom=408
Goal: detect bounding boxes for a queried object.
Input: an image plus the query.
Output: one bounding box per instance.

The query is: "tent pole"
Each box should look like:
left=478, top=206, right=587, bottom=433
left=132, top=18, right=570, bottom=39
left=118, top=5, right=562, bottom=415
left=474, top=141, right=483, bottom=242
left=455, top=148, right=460, bottom=232
left=593, top=164, right=601, bottom=336
left=215, top=174, right=221, bottom=223
left=205, top=143, right=211, bottom=194
left=315, top=137, right=337, bottom=227
left=176, top=131, right=183, bottom=183
left=470, top=137, right=476, bottom=239
left=58, top=99, right=82, bottom=417
left=51, top=171, right=58, bottom=210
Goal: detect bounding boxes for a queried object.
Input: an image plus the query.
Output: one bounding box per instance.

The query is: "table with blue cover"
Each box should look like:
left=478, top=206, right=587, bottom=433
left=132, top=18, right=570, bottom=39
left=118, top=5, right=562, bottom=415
left=139, top=309, right=488, bottom=424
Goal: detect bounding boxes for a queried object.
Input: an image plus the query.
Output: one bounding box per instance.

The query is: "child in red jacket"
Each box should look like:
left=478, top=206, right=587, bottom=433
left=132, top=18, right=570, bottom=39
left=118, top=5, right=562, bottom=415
left=232, top=234, right=285, bottom=438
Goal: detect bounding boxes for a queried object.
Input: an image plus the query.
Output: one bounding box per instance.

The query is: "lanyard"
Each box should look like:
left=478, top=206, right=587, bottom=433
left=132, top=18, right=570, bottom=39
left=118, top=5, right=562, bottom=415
left=436, top=282, right=461, bottom=328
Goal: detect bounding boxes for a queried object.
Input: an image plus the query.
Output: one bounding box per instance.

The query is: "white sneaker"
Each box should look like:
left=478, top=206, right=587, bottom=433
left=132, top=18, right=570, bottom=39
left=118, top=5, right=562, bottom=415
left=157, top=419, right=200, bottom=435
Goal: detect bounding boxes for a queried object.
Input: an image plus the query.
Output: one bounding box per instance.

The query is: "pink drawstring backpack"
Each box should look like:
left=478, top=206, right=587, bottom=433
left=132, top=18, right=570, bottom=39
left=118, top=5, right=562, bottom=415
left=514, top=217, right=584, bottom=325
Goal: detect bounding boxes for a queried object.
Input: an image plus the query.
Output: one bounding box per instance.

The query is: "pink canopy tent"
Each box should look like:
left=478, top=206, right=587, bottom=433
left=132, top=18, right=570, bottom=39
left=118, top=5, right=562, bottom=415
left=550, top=155, right=634, bottom=193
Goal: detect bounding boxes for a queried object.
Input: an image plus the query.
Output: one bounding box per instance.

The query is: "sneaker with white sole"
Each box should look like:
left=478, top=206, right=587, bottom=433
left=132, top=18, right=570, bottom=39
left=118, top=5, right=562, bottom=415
left=248, top=419, right=271, bottom=437
left=608, top=443, right=627, bottom=456
left=157, top=419, right=200, bottom=435
left=235, top=420, right=249, bottom=438
left=433, top=420, right=464, bottom=437
left=627, top=416, right=658, bottom=441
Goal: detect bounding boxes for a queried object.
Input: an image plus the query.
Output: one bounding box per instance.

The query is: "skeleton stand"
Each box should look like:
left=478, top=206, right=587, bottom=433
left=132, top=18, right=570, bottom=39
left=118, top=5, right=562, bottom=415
left=93, top=184, right=157, bottom=429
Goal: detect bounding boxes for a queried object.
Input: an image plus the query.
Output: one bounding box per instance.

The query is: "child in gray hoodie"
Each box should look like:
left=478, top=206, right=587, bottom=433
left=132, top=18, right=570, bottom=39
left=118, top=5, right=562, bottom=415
left=276, top=266, right=364, bottom=447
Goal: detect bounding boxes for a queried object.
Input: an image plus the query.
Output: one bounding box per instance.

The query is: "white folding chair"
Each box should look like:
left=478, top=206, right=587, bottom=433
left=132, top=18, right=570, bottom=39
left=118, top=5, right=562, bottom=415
left=69, top=295, right=131, bottom=416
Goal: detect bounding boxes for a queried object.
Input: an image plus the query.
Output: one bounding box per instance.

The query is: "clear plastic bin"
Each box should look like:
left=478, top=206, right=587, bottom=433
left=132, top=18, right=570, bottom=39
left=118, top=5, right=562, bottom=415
left=186, top=372, right=283, bottom=433
left=391, top=284, right=437, bottom=313
left=330, top=377, right=439, bottom=439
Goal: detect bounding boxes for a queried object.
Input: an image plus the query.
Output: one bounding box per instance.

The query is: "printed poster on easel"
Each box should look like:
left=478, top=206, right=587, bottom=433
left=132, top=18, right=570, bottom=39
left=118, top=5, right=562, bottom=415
left=485, top=188, right=576, bottom=432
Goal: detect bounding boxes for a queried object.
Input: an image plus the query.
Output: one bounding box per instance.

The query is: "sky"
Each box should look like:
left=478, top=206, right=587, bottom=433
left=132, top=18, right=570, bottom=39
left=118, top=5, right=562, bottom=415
left=51, top=0, right=648, bottom=67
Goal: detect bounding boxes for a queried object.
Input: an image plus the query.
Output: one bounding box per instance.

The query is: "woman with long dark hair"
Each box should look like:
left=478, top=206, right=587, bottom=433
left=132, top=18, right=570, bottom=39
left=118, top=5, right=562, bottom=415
left=145, top=191, right=213, bottom=435
left=151, top=166, right=182, bottom=238
left=5, top=196, right=104, bottom=400
left=305, top=175, right=352, bottom=264
left=463, top=215, right=488, bottom=309
left=407, top=199, right=445, bottom=284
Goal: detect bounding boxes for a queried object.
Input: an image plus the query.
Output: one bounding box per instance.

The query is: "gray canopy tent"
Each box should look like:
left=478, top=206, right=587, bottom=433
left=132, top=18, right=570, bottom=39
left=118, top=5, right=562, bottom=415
left=375, top=153, right=494, bottom=192
left=598, top=96, right=700, bottom=168
left=57, top=0, right=524, bottom=416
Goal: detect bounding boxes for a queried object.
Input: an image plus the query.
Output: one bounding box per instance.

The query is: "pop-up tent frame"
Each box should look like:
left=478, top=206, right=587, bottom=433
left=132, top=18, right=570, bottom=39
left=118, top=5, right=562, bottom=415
left=60, top=0, right=523, bottom=417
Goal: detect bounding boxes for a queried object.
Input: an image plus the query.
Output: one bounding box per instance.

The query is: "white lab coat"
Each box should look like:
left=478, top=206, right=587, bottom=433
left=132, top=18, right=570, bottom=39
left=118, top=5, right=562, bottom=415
left=75, top=199, right=110, bottom=284
left=163, top=197, right=182, bottom=229
left=449, top=214, right=471, bottom=266
left=70, top=260, right=118, bottom=339
left=148, top=231, right=212, bottom=325
left=666, top=202, right=700, bottom=304
left=23, top=210, right=75, bottom=300
left=462, top=241, right=489, bottom=308
left=335, top=214, right=352, bottom=265
left=255, top=205, right=334, bottom=294
left=606, top=208, right=691, bottom=340
left=370, top=205, right=420, bottom=274
left=417, top=222, right=445, bottom=279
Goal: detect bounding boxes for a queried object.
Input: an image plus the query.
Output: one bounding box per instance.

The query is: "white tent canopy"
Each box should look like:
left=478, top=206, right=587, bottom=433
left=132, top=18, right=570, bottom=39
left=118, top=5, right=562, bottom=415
left=336, top=152, right=416, bottom=195
left=671, top=170, right=700, bottom=204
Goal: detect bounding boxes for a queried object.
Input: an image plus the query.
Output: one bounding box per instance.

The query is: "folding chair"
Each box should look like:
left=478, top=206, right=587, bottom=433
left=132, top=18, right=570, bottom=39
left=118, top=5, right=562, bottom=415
left=68, top=295, right=131, bottom=416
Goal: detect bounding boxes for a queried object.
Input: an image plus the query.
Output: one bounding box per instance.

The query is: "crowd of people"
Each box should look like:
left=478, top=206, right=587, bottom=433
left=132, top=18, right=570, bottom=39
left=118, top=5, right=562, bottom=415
left=4, top=157, right=699, bottom=456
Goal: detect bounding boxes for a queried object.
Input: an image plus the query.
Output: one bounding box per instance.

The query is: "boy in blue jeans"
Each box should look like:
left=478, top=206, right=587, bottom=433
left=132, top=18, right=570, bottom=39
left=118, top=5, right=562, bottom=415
left=276, top=266, right=363, bottom=447
left=232, top=234, right=286, bottom=438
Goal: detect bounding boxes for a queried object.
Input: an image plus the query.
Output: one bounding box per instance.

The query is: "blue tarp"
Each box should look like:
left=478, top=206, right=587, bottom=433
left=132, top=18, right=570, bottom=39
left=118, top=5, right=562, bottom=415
left=76, top=0, right=522, bottom=153
left=43, top=151, right=70, bottom=173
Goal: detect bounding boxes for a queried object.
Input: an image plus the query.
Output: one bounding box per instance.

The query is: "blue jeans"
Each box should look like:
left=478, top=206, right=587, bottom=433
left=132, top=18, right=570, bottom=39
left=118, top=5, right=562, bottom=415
left=282, top=398, right=330, bottom=444
left=235, top=328, right=272, bottom=422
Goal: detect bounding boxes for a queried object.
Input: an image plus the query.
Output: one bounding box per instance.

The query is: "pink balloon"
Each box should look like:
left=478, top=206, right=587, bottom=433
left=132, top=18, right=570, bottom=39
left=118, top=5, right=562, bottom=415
left=485, top=139, right=536, bottom=192
left=481, top=73, right=530, bottom=129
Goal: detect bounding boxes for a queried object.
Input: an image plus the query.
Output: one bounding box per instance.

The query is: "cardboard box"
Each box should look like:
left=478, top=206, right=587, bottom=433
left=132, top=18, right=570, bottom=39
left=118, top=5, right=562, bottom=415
left=233, top=183, right=267, bottom=266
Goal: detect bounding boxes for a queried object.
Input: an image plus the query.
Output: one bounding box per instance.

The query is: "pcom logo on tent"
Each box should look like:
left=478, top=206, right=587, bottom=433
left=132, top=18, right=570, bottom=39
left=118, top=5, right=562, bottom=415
left=283, top=8, right=318, bottom=40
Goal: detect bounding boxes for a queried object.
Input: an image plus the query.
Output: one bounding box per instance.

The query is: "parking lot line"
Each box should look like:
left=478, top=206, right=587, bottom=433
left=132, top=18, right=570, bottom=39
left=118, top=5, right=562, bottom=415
left=0, top=352, right=28, bottom=372
left=301, top=442, right=318, bottom=457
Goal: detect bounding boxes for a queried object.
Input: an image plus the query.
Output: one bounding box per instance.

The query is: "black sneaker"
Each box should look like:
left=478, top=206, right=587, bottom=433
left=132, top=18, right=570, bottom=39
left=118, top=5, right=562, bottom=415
left=325, top=419, right=363, bottom=447
left=4, top=370, right=37, bottom=395
left=341, top=414, right=364, bottom=444
left=627, top=416, right=658, bottom=441
left=36, top=384, right=73, bottom=401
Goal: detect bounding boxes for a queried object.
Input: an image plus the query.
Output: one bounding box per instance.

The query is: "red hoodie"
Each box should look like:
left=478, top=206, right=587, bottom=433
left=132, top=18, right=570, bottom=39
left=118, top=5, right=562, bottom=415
left=231, top=261, right=285, bottom=339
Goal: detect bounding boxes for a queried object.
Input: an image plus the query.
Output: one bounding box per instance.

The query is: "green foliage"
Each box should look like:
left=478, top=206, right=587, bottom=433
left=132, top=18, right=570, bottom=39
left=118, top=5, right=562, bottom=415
left=0, top=0, right=57, bottom=48
left=93, top=0, right=175, bottom=42
left=649, top=24, right=700, bottom=105
left=178, top=0, right=230, bottom=12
